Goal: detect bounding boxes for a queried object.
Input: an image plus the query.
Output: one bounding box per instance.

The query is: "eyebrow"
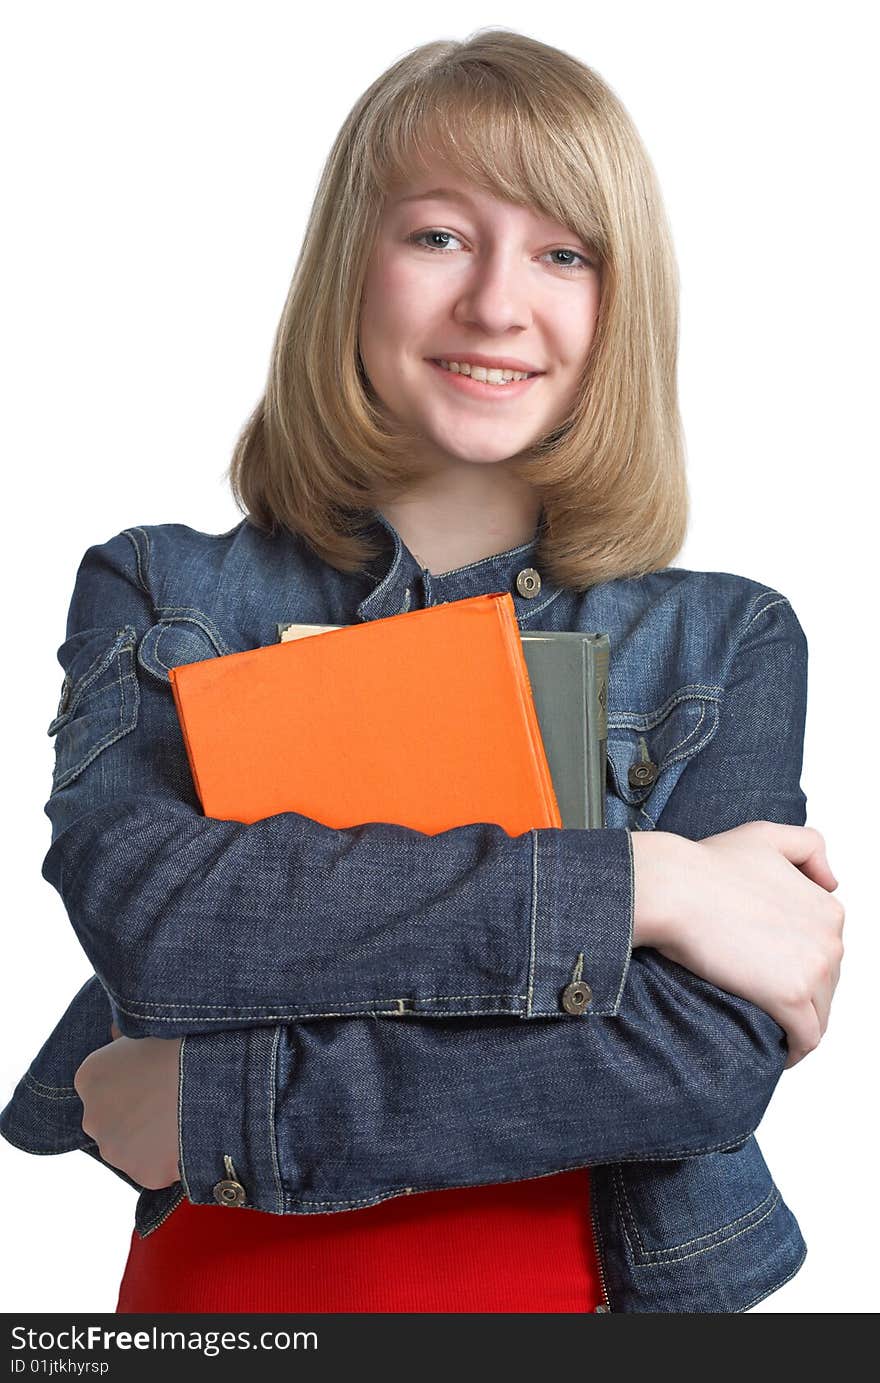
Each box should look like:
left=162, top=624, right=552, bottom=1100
left=393, top=187, right=478, bottom=207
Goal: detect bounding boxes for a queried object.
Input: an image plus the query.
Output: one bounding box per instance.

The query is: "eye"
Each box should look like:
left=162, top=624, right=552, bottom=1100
left=546, top=248, right=595, bottom=274
left=408, top=230, right=463, bottom=253
left=407, top=230, right=595, bottom=274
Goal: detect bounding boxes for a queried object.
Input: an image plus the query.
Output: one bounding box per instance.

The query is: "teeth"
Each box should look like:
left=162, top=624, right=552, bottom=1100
left=436, top=359, right=533, bottom=385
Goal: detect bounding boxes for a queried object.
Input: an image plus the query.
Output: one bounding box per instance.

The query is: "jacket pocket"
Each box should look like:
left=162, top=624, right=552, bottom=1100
left=605, top=1135, right=780, bottom=1265
left=605, top=686, right=721, bottom=829
left=47, top=626, right=140, bottom=793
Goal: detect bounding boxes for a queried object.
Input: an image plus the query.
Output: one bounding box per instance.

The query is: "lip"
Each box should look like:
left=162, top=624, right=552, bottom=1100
left=426, top=358, right=541, bottom=400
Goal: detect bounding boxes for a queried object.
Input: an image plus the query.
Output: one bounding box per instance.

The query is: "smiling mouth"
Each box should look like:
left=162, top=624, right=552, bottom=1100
left=426, top=359, right=542, bottom=396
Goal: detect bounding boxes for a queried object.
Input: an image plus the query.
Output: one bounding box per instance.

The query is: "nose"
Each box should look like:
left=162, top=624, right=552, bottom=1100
left=452, top=246, right=533, bottom=337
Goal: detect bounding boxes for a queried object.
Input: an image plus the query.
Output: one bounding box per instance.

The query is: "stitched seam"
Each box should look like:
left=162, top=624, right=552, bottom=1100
left=150, top=622, right=225, bottom=670
left=610, top=830, right=635, bottom=1013
left=719, top=591, right=791, bottom=687
left=516, top=588, right=565, bottom=622
left=122, top=527, right=152, bottom=595
left=51, top=660, right=139, bottom=790
left=268, top=1026, right=283, bottom=1213
left=607, top=701, right=716, bottom=788
left=152, top=608, right=231, bottom=655
left=52, top=714, right=137, bottom=788
left=631, top=1192, right=782, bottom=1267
left=614, top=1162, right=779, bottom=1258
left=743, top=595, right=789, bottom=634
left=177, top=1035, right=192, bottom=1202
left=360, top=528, right=403, bottom=609
left=277, top=1131, right=763, bottom=1209
left=607, top=702, right=720, bottom=808
left=106, top=984, right=532, bottom=1014
left=614, top=1163, right=643, bottom=1251
left=665, top=703, right=706, bottom=759
left=526, top=829, right=538, bottom=1017
left=606, top=687, right=722, bottom=730
left=155, top=605, right=222, bottom=617
left=49, top=629, right=136, bottom=730
left=23, top=1073, right=79, bottom=1099
left=611, top=1162, right=639, bottom=1262
left=664, top=705, right=719, bottom=766
left=109, top=1002, right=534, bottom=1023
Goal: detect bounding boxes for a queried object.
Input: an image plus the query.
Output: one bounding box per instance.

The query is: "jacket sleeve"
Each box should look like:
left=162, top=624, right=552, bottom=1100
left=41, top=529, right=633, bottom=1037
left=176, top=592, right=810, bottom=1211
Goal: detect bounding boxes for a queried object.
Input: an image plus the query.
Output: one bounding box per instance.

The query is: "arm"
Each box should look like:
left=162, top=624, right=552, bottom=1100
left=18, top=533, right=806, bottom=1201
left=43, top=528, right=633, bottom=1035
left=176, top=592, right=811, bottom=1211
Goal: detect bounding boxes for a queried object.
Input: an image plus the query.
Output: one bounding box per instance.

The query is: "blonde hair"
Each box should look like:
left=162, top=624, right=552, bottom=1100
left=226, top=28, right=688, bottom=591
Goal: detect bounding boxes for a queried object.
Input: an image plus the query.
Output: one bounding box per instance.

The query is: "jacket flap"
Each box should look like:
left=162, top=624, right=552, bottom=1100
left=47, top=626, right=137, bottom=736
left=137, top=616, right=226, bottom=685
left=606, top=687, right=721, bottom=807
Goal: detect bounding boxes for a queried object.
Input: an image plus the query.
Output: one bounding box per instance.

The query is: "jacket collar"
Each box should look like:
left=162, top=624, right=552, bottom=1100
left=355, top=507, right=565, bottom=624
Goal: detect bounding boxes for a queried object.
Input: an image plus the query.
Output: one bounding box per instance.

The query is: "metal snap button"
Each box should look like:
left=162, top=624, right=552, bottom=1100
left=561, top=979, right=592, bottom=1014
left=515, top=567, right=542, bottom=598
left=628, top=761, right=659, bottom=788
left=213, top=1153, right=246, bottom=1206
left=213, top=1177, right=246, bottom=1207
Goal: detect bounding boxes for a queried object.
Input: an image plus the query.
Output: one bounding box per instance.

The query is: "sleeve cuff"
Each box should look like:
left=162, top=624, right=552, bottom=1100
left=178, top=1025, right=284, bottom=1214
left=526, top=826, right=634, bottom=1017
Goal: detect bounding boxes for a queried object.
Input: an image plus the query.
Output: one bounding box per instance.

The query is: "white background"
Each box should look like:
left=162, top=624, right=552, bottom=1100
left=1, top=1, right=875, bottom=1314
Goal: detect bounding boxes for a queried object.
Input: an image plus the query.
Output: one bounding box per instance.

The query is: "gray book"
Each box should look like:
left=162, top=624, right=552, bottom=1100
left=276, top=620, right=609, bottom=830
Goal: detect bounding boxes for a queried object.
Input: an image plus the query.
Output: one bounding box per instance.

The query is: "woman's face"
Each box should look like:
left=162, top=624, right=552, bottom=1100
left=358, top=158, right=602, bottom=472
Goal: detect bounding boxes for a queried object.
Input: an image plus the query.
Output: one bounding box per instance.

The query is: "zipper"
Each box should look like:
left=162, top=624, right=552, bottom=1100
left=588, top=1182, right=612, bottom=1312
left=139, top=1186, right=186, bottom=1239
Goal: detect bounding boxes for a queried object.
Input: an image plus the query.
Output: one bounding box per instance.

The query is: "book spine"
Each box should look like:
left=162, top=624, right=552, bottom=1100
left=589, top=638, right=609, bottom=829
left=167, top=667, right=207, bottom=813
left=492, top=598, right=563, bottom=829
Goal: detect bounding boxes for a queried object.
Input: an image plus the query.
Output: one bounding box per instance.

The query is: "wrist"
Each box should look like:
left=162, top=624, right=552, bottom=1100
left=630, top=830, right=696, bottom=949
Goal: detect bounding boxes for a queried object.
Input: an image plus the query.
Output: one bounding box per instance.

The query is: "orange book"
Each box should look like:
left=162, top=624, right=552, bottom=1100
left=167, top=591, right=562, bottom=835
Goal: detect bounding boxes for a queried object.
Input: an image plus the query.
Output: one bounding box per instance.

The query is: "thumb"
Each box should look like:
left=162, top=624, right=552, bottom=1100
left=110, top=1022, right=122, bottom=1041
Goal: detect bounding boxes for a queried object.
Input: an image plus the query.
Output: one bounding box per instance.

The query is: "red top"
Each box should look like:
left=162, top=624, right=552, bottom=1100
left=116, top=1167, right=604, bottom=1313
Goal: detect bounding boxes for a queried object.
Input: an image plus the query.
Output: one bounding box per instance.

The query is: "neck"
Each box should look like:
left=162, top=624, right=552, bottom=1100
left=377, top=471, right=543, bottom=577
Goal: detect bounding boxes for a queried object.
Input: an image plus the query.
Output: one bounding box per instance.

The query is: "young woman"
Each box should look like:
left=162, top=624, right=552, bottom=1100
left=0, top=29, right=843, bottom=1314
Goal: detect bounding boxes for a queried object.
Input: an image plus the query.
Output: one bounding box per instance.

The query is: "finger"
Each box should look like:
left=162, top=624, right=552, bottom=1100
left=110, top=1023, right=122, bottom=1041
left=768, top=824, right=838, bottom=891
left=779, top=999, right=822, bottom=1070
left=794, top=845, right=838, bottom=893
left=812, top=970, right=838, bottom=1038
left=811, top=930, right=845, bottom=1038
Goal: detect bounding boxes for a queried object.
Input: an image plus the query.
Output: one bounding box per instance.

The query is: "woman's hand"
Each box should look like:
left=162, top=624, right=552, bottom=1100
left=73, top=1025, right=182, bottom=1190
left=631, top=822, right=845, bottom=1071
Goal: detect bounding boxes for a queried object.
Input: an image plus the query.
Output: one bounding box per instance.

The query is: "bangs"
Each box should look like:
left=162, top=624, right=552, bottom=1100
left=358, top=73, right=608, bottom=262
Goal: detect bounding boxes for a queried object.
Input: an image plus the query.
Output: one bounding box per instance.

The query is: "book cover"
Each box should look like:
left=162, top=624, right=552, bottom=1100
left=167, top=592, right=562, bottom=835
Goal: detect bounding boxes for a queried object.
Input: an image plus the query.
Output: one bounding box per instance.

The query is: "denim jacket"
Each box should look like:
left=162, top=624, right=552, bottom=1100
left=0, top=510, right=809, bottom=1312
